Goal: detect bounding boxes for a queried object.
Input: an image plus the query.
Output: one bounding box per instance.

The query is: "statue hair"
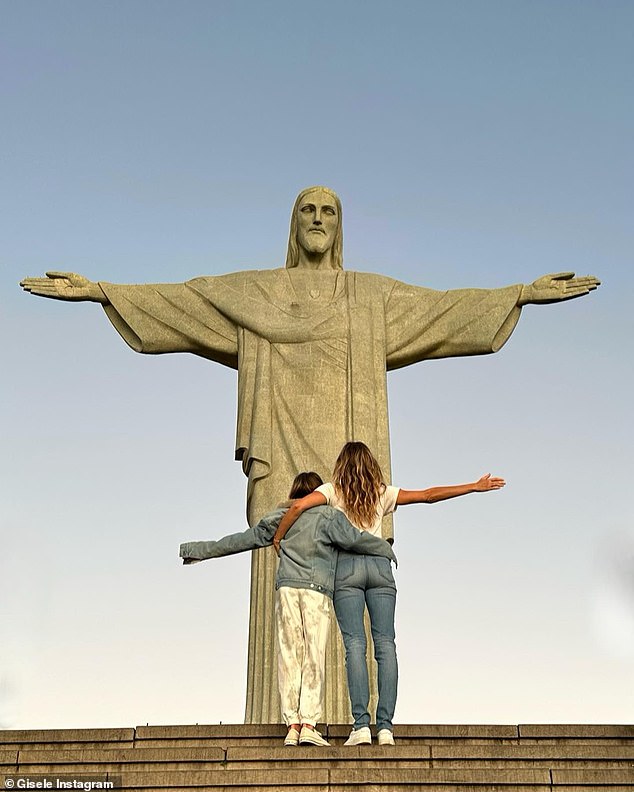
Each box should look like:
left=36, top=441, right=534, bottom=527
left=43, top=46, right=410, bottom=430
left=332, top=442, right=386, bottom=531
left=285, top=186, right=343, bottom=270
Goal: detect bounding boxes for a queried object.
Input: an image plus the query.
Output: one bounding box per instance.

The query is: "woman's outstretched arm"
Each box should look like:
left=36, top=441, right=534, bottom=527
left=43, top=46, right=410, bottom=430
left=396, top=473, right=505, bottom=505
left=272, top=491, right=327, bottom=555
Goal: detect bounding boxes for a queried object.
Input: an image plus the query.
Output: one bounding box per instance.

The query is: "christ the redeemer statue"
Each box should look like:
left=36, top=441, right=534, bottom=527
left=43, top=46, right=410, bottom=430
left=21, top=185, right=600, bottom=723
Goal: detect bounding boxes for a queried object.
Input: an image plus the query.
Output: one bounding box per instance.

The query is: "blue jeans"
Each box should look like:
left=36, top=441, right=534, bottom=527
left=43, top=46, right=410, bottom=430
left=333, top=552, right=397, bottom=732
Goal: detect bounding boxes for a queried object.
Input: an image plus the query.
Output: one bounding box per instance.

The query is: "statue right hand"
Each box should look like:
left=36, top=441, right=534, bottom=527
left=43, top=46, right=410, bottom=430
left=20, top=271, right=107, bottom=303
left=518, top=272, right=600, bottom=306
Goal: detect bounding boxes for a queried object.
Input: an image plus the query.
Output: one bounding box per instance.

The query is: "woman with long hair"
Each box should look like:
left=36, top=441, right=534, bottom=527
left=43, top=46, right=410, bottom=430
left=273, top=441, right=505, bottom=746
left=181, top=470, right=396, bottom=748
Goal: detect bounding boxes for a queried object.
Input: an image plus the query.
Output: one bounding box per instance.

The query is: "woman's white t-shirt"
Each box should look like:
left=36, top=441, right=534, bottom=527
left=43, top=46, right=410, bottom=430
left=316, top=482, right=400, bottom=537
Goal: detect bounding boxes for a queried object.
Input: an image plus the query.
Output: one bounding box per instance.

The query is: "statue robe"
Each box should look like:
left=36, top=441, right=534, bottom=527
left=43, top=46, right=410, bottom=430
left=101, top=268, right=521, bottom=523
left=100, top=267, right=522, bottom=721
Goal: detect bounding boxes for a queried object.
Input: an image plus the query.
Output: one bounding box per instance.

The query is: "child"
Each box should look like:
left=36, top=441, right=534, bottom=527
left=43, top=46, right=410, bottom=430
left=180, top=471, right=397, bottom=747
left=273, top=442, right=505, bottom=746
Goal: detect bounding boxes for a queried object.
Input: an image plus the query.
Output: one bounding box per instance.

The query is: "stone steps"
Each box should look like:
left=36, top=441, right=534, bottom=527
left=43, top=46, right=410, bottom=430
left=1, top=724, right=632, bottom=791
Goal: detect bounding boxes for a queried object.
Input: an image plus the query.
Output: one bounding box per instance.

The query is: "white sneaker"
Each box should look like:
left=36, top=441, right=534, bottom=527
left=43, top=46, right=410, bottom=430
left=299, top=726, right=330, bottom=746
left=377, top=728, right=395, bottom=745
left=344, top=726, right=372, bottom=746
left=284, top=726, right=300, bottom=746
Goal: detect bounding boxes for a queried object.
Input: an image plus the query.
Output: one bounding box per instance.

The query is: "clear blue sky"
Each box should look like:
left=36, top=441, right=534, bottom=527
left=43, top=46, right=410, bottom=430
left=2, top=0, right=633, bottom=729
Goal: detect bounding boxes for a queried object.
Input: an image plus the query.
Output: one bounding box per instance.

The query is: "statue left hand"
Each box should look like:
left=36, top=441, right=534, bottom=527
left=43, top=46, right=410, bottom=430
left=519, top=272, right=600, bottom=306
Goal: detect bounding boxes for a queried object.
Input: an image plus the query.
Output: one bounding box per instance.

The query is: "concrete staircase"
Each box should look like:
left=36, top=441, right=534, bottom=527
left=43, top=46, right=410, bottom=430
left=1, top=724, right=633, bottom=791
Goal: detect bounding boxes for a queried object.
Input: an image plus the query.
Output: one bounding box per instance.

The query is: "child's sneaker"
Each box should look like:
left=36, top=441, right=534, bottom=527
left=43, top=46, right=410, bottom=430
left=284, top=726, right=300, bottom=746
left=299, top=725, right=330, bottom=746
left=377, top=728, right=395, bottom=745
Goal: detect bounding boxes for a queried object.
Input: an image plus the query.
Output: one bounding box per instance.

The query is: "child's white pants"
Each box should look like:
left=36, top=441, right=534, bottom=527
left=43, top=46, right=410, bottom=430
left=275, top=586, right=331, bottom=727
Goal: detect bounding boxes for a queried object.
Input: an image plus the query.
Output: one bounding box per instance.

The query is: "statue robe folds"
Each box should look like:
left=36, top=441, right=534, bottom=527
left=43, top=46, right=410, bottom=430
left=101, top=268, right=522, bottom=525
left=100, top=268, right=522, bottom=721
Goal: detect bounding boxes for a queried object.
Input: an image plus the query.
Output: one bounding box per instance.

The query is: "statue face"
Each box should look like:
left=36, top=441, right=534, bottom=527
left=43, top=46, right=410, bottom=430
left=296, top=189, right=339, bottom=256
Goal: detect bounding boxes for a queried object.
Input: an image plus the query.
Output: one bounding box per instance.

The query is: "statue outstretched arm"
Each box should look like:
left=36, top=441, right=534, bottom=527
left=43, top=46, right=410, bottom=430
left=21, top=275, right=239, bottom=364
left=20, top=271, right=109, bottom=304
left=384, top=281, right=524, bottom=368
left=518, top=272, right=600, bottom=306
left=396, top=473, right=505, bottom=505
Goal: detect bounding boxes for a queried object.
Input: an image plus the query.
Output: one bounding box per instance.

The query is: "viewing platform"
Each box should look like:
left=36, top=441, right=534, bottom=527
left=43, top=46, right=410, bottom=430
left=2, top=723, right=633, bottom=791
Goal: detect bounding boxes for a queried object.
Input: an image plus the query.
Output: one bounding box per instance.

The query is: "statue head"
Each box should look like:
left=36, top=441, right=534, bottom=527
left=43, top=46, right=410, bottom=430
left=285, top=186, right=343, bottom=270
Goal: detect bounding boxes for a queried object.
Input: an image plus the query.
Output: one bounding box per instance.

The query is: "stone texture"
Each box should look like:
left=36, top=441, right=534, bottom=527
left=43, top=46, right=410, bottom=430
left=135, top=724, right=289, bottom=740
left=329, top=767, right=553, bottom=784
left=328, top=787, right=549, bottom=792
left=0, top=728, right=135, bottom=745
left=520, top=725, right=634, bottom=740
left=327, top=723, right=520, bottom=742
left=552, top=769, right=634, bottom=784
left=432, top=744, right=634, bottom=759
left=0, top=750, right=18, bottom=767
left=116, top=768, right=331, bottom=787
left=17, top=746, right=225, bottom=772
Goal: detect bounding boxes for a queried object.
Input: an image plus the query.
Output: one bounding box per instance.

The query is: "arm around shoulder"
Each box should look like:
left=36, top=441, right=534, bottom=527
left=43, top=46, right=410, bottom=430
left=326, top=511, right=398, bottom=565
left=272, top=491, right=327, bottom=554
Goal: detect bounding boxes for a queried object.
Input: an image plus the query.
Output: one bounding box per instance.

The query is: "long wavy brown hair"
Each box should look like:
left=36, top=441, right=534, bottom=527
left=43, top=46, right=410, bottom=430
left=332, top=442, right=385, bottom=530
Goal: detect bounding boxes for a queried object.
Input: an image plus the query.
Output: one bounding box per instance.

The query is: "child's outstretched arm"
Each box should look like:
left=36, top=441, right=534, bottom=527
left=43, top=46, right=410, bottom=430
left=396, top=473, right=505, bottom=505
left=180, top=508, right=285, bottom=564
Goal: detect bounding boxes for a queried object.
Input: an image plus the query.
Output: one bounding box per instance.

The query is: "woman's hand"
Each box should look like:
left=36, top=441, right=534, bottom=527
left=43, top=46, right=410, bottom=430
left=273, top=491, right=327, bottom=555
left=474, top=473, right=505, bottom=491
